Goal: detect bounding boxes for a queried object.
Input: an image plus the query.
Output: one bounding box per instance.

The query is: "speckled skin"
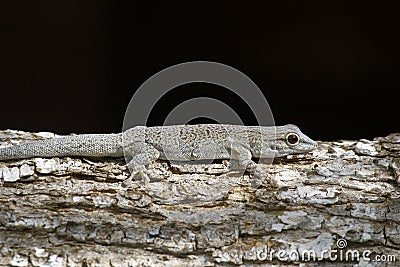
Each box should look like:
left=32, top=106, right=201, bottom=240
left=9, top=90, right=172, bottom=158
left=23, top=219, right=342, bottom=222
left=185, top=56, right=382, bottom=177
left=0, top=124, right=317, bottom=186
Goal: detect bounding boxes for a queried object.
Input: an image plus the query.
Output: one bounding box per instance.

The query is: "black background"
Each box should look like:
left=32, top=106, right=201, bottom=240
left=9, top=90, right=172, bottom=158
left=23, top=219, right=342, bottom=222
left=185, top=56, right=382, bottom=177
left=1, top=1, right=399, bottom=141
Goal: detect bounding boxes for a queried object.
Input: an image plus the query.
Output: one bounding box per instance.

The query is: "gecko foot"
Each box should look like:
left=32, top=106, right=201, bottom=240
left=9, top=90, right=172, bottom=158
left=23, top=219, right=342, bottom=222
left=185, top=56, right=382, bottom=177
left=122, top=169, right=150, bottom=187
left=251, top=167, right=283, bottom=188
left=226, top=159, right=247, bottom=177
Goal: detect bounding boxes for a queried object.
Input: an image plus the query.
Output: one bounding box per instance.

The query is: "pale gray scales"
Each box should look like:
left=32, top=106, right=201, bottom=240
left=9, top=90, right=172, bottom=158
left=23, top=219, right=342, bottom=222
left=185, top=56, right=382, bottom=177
left=0, top=124, right=317, bottom=186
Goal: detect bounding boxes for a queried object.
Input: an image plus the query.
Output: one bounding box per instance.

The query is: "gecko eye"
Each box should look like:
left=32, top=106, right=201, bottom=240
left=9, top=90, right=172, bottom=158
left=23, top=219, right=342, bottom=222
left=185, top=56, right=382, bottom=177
left=286, top=133, right=300, bottom=146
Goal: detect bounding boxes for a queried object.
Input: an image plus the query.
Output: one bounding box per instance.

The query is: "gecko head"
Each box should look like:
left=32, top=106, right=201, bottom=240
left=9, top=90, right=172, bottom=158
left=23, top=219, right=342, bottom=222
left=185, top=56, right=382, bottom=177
left=273, top=124, right=318, bottom=157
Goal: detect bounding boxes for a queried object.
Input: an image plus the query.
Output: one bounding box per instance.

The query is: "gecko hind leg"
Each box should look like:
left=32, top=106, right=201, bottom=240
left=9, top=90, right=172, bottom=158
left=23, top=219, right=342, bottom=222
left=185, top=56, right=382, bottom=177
left=122, top=143, right=160, bottom=187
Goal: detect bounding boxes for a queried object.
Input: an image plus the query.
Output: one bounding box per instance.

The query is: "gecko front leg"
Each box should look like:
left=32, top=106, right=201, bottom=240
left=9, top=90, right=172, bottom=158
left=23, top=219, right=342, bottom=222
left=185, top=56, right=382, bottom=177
left=122, top=142, right=160, bottom=186
left=229, top=144, right=281, bottom=187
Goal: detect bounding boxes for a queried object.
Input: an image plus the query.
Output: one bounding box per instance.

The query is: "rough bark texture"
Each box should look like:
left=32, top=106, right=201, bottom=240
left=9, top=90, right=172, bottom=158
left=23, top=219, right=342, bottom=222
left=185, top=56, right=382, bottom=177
left=0, top=130, right=399, bottom=266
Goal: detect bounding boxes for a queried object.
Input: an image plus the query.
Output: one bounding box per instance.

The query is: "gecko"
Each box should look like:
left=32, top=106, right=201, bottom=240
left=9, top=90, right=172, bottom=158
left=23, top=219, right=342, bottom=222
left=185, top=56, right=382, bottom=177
left=0, top=124, right=318, bottom=186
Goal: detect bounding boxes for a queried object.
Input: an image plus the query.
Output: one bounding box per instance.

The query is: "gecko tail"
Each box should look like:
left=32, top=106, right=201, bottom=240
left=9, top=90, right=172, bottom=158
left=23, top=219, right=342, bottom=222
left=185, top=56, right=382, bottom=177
left=0, top=134, right=123, bottom=160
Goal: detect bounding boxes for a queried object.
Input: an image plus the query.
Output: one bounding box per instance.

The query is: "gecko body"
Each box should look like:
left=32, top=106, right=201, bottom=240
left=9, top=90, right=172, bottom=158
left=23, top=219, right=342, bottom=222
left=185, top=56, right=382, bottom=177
left=0, top=124, right=317, bottom=186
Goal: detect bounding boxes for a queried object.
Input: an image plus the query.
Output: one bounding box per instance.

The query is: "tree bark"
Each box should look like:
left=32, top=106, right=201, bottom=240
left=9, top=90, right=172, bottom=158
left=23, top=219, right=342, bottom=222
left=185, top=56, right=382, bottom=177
left=0, top=130, right=399, bottom=266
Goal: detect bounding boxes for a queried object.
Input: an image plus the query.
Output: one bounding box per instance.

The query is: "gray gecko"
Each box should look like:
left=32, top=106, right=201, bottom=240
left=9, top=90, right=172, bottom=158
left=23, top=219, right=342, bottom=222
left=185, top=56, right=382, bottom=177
left=0, top=124, right=317, bottom=186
